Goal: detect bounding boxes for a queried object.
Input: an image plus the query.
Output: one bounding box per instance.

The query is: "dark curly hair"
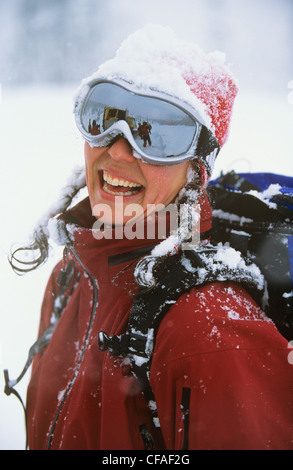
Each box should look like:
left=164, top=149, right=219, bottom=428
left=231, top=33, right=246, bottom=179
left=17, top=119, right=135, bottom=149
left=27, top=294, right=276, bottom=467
left=9, top=166, right=86, bottom=274
left=9, top=160, right=204, bottom=280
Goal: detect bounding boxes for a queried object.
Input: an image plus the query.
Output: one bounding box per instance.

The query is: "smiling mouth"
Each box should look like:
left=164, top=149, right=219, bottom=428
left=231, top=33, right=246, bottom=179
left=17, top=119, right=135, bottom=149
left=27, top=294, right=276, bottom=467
left=101, top=170, right=143, bottom=196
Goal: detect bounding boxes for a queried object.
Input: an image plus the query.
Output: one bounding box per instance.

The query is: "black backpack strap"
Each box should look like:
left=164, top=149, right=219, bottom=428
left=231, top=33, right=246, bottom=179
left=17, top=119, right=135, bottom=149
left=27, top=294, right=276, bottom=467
left=98, top=245, right=265, bottom=440
left=98, top=251, right=198, bottom=438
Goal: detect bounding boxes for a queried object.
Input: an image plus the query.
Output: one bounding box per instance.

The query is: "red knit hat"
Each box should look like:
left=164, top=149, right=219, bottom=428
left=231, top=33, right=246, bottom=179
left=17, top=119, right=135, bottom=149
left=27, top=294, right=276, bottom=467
left=184, top=69, right=238, bottom=147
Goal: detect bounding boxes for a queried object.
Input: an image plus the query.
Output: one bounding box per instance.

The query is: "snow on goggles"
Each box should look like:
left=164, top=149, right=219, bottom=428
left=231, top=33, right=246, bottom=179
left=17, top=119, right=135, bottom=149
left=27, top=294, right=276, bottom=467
left=74, top=79, right=220, bottom=169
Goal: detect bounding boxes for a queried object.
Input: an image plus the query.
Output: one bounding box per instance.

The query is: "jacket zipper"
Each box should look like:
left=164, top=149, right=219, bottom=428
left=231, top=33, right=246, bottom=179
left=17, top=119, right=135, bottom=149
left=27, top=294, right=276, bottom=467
left=46, top=245, right=99, bottom=450
left=180, top=387, right=191, bottom=450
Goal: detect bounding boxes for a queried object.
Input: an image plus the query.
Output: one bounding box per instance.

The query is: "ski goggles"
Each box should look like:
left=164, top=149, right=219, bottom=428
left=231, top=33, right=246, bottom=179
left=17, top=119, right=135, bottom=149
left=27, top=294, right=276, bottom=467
left=74, top=79, right=220, bottom=169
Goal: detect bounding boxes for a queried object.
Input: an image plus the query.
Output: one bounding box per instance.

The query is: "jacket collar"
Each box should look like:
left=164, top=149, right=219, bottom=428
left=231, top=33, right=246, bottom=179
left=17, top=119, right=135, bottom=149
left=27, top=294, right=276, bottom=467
left=56, top=193, right=212, bottom=281
left=58, top=197, right=166, bottom=283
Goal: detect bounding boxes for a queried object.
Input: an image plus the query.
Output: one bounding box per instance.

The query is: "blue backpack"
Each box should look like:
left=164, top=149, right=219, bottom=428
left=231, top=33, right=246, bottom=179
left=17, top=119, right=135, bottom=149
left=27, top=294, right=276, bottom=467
left=209, top=171, right=293, bottom=341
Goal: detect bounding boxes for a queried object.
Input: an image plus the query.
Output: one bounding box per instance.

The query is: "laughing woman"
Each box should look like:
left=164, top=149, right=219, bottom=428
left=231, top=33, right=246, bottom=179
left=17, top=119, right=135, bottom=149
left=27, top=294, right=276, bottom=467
left=6, top=25, right=293, bottom=450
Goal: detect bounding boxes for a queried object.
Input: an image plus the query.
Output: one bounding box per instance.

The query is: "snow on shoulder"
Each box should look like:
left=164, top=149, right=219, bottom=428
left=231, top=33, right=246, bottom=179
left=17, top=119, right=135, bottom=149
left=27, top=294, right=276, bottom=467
left=247, top=183, right=282, bottom=210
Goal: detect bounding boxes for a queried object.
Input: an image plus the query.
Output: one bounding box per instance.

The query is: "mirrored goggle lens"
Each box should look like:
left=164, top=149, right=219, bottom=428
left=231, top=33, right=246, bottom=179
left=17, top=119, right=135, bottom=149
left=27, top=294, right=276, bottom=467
left=80, top=82, right=198, bottom=158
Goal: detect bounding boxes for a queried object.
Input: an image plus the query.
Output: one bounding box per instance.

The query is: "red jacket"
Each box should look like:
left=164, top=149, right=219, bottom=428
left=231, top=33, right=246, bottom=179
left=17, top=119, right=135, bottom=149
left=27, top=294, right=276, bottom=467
left=26, top=199, right=293, bottom=450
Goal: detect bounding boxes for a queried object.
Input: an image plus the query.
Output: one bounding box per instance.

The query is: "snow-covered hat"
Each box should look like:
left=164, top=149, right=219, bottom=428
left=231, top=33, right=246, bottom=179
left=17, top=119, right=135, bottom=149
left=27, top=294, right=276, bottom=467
left=76, top=24, right=238, bottom=156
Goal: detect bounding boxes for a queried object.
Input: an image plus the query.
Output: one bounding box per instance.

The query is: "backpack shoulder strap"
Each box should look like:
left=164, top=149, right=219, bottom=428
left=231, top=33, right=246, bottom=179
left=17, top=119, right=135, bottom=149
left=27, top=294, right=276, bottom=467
left=98, top=244, right=265, bottom=433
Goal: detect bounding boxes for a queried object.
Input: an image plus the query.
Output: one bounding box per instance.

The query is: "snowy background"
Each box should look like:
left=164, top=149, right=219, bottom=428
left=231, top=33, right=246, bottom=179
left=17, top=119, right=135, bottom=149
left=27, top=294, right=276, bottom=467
left=0, top=0, right=292, bottom=450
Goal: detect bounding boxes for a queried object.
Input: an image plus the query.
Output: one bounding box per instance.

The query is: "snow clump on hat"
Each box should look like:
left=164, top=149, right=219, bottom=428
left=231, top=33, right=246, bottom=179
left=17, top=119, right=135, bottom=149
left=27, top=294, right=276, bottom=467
left=77, top=23, right=238, bottom=149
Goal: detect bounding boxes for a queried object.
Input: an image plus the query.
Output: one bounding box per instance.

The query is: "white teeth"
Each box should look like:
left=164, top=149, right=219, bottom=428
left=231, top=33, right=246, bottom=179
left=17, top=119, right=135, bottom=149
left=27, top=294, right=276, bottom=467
left=103, top=170, right=141, bottom=188
left=103, top=186, right=136, bottom=196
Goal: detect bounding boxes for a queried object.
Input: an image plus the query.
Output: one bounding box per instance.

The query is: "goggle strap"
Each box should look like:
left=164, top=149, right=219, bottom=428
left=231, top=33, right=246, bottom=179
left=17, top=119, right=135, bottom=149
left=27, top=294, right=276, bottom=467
left=196, top=127, right=220, bottom=174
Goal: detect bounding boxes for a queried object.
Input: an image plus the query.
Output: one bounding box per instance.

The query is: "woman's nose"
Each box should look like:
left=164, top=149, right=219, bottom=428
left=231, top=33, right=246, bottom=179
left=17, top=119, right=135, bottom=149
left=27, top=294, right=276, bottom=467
left=108, top=138, right=135, bottom=163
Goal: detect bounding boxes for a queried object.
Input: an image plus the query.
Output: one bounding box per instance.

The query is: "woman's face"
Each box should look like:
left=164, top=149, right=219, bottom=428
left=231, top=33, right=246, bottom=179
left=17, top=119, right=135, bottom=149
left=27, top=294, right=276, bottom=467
left=84, top=138, right=190, bottom=226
